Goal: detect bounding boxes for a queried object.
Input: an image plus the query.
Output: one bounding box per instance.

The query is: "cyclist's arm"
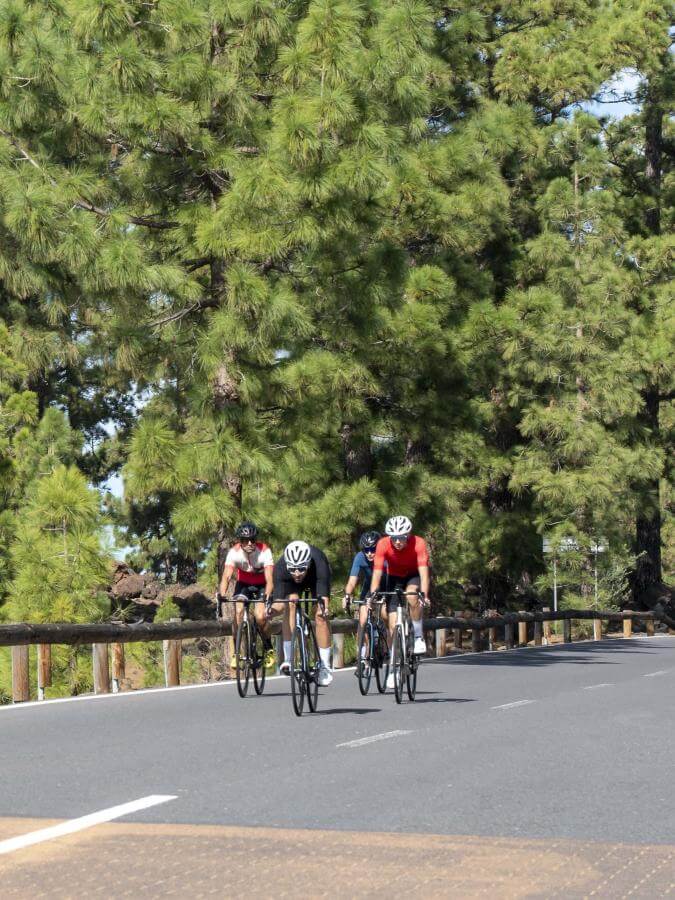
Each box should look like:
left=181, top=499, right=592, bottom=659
left=344, top=574, right=359, bottom=598
left=264, top=565, right=274, bottom=599
left=218, top=563, right=235, bottom=597
left=369, top=541, right=386, bottom=594
left=418, top=565, right=430, bottom=598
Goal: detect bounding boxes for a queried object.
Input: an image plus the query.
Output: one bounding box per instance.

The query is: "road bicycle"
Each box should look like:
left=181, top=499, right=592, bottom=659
left=276, top=597, right=324, bottom=716
left=221, top=588, right=268, bottom=699
left=349, top=598, right=389, bottom=696
left=373, top=588, right=421, bottom=703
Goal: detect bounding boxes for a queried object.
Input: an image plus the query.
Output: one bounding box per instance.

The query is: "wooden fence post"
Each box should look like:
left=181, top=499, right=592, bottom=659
left=533, top=620, right=542, bottom=646
left=453, top=613, right=463, bottom=651
left=543, top=608, right=551, bottom=645
left=93, top=643, right=110, bottom=694
left=563, top=617, right=572, bottom=643
left=593, top=619, right=602, bottom=641
left=504, top=622, right=514, bottom=650
left=163, top=637, right=181, bottom=687
left=12, top=645, right=30, bottom=702
left=112, top=643, right=125, bottom=693
left=488, top=626, right=497, bottom=650
left=471, top=628, right=481, bottom=652
left=518, top=613, right=528, bottom=647
left=435, top=628, right=447, bottom=658
left=332, top=633, right=345, bottom=669
left=623, top=611, right=632, bottom=639
left=646, top=617, right=655, bottom=637
left=37, top=644, right=51, bottom=700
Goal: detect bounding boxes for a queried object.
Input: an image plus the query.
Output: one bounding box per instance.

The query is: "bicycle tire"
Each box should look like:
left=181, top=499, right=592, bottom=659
left=291, top=625, right=306, bottom=716
left=375, top=622, right=389, bottom=694
left=357, top=624, right=373, bottom=696
left=252, top=624, right=266, bottom=695
left=393, top=626, right=404, bottom=704
left=235, top=618, right=251, bottom=698
left=306, top=621, right=320, bottom=713
left=405, top=625, right=417, bottom=701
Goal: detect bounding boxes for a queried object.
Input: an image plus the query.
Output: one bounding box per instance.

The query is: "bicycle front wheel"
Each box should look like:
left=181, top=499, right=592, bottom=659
left=357, top=624, right=373, bottom=696
left=252, top=625, right=266, bottom=695
left=306, top=623, right=320, bottom=713
left=375, top=622, right=389, bottom=694
left=235, top=618, right=251, bottom=698
left=291, top=625, right=306, bottom=716
left=405, top=627, right=417, bottom=701
left=392, top=627, right=404, bottom=704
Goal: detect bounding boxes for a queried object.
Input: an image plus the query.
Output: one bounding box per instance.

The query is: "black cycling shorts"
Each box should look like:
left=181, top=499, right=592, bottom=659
left=233, top=582, right=265, bottom=602
left=382, top=573, right=421, bottom=613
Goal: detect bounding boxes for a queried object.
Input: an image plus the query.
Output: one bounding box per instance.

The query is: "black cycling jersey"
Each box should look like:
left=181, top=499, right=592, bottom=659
left=273, top=545, right=331, bottom=600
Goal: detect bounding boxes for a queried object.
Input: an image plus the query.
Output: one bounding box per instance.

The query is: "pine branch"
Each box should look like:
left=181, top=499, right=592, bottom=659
left=1, top=129, right=178, bottom=229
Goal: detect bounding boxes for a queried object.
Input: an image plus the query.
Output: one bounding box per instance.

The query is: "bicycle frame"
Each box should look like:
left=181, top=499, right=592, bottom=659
left=373, top=587, right=420, bottom=701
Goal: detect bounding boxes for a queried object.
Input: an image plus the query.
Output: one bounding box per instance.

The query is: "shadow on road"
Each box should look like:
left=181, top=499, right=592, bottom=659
left=412, top=697, right=476, bottom=704
left=316, top=707, right=381, bottom=716
left=424, top=638, right=671, bottom=669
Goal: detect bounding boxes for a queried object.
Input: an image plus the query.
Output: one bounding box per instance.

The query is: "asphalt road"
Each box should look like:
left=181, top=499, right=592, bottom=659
left=1, top=636, right=673, bottom=845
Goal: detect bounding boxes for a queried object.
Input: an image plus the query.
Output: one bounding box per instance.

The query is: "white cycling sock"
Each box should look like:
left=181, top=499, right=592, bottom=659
left=319, top=646, right=331, bottom=669
left=360, top=642, right=367, bottom=658
left=413, top=619, right=423, bottom=639
left=283, top=640, right=291, bottom=662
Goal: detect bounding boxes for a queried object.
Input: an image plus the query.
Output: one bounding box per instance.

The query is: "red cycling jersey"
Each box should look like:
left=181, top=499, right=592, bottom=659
left=373, top=535, right=429, bottom=577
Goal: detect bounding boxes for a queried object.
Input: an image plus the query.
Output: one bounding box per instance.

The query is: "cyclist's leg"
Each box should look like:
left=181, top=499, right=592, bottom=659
left=357, top=602, right=369, bottom=660
left=278, top=596, right=297, bottom=671
left=405, top=574, right=426, bottom=653
left=314, top=603, right=331, bottom=649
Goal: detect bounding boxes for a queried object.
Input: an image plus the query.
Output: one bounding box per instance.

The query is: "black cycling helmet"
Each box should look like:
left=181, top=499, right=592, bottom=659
left=359, top=530, right=381, bottom=551
left=235, top=521, right=258, bottom=541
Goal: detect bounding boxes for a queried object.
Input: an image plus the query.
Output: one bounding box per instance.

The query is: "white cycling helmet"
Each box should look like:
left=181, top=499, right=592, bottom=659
left=284, top=540, right=312, bottom=569
left=385, top=515, right=412, bottom=537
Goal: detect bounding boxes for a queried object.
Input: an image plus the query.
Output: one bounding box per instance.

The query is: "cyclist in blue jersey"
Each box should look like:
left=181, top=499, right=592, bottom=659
left=342, top=531, right=385, bottom=675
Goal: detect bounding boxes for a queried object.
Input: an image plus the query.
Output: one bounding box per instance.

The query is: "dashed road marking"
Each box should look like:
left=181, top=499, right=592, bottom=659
left=491, top=700, right=535, bottom=710
left=337, top=730, right=412, bottom=749
left=0, top=795, right=177, bottom=856
left=642, top=670, right=670, bottom=678
left=583, top=683, right=614, bottom=690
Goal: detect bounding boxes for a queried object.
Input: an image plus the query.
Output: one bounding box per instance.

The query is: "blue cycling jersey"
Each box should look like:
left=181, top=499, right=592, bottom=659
left=349, top=551, right=376, bottom=600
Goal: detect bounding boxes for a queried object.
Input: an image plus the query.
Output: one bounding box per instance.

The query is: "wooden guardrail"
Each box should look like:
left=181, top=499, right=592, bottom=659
left=0, top=608, right=660, bottom=703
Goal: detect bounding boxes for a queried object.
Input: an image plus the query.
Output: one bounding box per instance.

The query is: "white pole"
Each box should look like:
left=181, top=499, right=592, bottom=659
left=553, top=557, right=558, bottom=613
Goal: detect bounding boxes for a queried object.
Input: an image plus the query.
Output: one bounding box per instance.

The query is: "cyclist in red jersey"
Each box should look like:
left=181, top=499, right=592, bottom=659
left=368, top=516, right=429, bottom=672
left=217, top=522, right=275, bottom=669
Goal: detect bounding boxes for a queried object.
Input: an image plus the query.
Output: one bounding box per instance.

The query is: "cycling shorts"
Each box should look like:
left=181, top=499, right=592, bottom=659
left=382, top=573, right=421, bottom=613
left=233, top=582, right=265, bottom=603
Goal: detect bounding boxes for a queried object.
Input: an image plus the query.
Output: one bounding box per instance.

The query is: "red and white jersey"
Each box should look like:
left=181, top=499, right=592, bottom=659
left=225, top=542, right=274, bottom=585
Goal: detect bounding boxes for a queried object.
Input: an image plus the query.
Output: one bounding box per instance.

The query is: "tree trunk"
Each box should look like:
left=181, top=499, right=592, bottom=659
left=340, top=423, right=372, bottom=480
left=633, top=86, right=663, bottom=604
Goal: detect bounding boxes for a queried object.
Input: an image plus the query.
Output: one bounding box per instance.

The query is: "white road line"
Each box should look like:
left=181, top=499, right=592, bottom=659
left=337, top=730, right=412, bottom=749
left=583, top=683, right=614, bottom=690
left=0, top=795, right=177, bottom=856
left=491, top=700, right=535, bottom=710
left=643, top=670, right=670, bottom=678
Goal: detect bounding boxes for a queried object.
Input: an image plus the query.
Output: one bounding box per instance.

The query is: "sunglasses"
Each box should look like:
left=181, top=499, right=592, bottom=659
left=390, top=535, right=409, bottom=544
left=241, top=538, right=256, bottom=545
left=363, top=548, right=376, bottom=555
left=288, top=566, right=309, bottom=575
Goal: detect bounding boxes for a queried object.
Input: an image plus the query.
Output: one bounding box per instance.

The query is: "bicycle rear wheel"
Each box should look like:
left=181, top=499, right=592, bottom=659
left=405, top=626, right=417, bottom=701
left=235, top=618, right=251, bottom=698
left=357, top=624, right=373, bottom=696
left=252, top=625, right=266, bottom=695
left=375, top=622, right=389, bottom=694
left=392, top=627, right=404, bottom=704
left=306, top=622, right=320, bottom=713
left=291, top=625, right=306, bottom=716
